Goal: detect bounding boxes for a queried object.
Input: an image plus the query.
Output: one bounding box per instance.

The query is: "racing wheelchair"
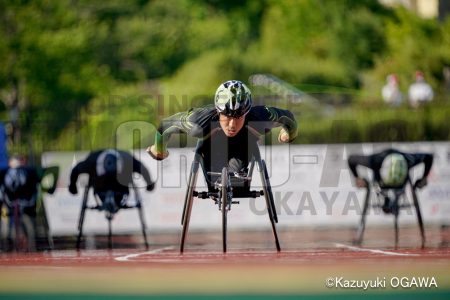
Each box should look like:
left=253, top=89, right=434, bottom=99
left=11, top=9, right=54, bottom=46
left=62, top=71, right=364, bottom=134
left=354, top=177, right=425, bottom=248
left=0, top=166, right=58, bottom=252
left=180, top=140, right=280, bottom=253
left=76, top=180, right=149, bottom=250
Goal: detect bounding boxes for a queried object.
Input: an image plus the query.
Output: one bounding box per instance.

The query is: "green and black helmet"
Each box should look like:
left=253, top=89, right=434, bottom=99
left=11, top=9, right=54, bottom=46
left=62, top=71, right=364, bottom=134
left=214, top=80, right=252, bottom=118
left=380, top=153, right=408, bottom=186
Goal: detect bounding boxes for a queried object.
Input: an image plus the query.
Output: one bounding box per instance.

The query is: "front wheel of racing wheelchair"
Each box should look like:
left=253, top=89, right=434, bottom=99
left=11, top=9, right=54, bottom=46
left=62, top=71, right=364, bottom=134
left=76, top=181, right=149, bottom=250
left=220, top=167, right=229, bottom=253
left=354, top=177, right=425, bottom=249
left=180, top=142, right=280, bottom=253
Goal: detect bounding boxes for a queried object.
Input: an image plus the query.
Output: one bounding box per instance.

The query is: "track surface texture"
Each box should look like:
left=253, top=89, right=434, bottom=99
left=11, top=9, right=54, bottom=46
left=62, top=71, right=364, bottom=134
left=1, top=226, right=450, bottom=299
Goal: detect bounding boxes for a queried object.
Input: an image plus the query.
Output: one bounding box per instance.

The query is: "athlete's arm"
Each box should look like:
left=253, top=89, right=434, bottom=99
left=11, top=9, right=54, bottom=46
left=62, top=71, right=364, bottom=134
left=248, top=106, right=298, bottom=143
left=132, top=157, right=155, bottom=191
left=268, top=107, right=298, bottom=142
left=347, top=154, right=374, bottom=187
left=148, top=107, right=215, bottom=160
left=406, top=153, right=433, bottom=188
left=68, top=153, right=97, bottom=194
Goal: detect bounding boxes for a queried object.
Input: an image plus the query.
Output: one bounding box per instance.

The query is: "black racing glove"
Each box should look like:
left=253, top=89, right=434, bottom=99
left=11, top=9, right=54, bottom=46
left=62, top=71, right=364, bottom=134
left=68, top=183, right=78, bottom=195
left=415, top=178, right=428, bottom=189
left=146, top=182, right=155, bottom=191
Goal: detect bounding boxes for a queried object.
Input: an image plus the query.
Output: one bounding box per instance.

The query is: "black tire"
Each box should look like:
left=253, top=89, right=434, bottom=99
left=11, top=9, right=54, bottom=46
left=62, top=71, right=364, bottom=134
left=394, top=214, right=399, bottom=249
left=221, top=167, right=228, bottom=253
left=136, top=201, right=149, bottom=250
left=180, top=161, right=199, bottom=253
left=20, top=214, right=36, bottom=252
left=9, top=204, right=36, bottom=252
left=76, top=187, right=90, bottom=250
left=181, top=168, right=194, bottom=226
left=411, top=181, right=425, bottom=248
left=107, top=218, right=113, bottom=250
left=262, top=160, right=277, bottom=223
left=180, top=185, right=195, bottom=253
left=258, top=160, right=281, bottom=252
left=354, top=186, right=370, bottom=246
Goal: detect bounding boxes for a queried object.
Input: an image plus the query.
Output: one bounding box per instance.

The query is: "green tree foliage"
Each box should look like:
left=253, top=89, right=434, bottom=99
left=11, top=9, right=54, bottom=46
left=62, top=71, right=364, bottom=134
left=250, top=0, right=389, bottom=88
left=0, top=0, right=448, bottom=153
left=0, top=0, right=115, bottom=145
left=364, top=7, right=449, bottom=100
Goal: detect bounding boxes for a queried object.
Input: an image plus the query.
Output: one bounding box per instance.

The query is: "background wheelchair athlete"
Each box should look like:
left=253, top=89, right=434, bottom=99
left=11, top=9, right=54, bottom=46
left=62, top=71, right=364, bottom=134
left=0, top=155, right=59, bottom=252
left=69, top=149, right=155, bottom=249
left=348, top=148, right=433, bottom=247
left=147, top=80, right=298, bottom=252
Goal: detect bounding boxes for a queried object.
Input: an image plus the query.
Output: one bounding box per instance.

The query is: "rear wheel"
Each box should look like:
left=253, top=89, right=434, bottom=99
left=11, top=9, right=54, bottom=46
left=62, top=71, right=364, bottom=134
left=221, top=167, right=228, bottom=253
left=259, top=160, right=281, bottom=252
left=181, top=169, right=194, bottom=225
left=10, top=202, right=36, bottom=252
left=354, top=184, right=370, bottom=246
left=180, top=160, right=199, bottom=253
left=134, top=186, right=149, bottom=250
left=410, top=181, right=425, bottom=248
left=262, top=160, right=277, bottom=223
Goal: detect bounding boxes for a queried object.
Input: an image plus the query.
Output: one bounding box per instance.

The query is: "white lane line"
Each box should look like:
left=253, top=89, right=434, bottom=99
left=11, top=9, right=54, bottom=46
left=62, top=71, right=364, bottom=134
left=115, top=246, right=175, bottom=262
left=335, top=243, right=420, bottom=257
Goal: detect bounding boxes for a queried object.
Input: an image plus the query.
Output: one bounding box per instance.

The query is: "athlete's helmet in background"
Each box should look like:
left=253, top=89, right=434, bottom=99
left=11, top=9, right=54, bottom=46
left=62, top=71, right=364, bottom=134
left=96, top=149, right=123, bottom=177
left=380, top=153, right=408, bottom=187
left=103, top=153, right=119, bottom=174
left=214, top=80, right=252, bottom=118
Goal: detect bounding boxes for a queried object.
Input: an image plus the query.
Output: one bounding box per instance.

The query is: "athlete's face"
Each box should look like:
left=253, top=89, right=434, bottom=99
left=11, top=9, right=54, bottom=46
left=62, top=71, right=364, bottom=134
left=219, top=114, right=245, bottom=137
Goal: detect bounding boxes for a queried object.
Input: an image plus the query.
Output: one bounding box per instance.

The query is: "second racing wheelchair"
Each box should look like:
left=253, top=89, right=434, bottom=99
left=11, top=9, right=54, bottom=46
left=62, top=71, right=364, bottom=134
left=348, top=149, right=433, bottom=248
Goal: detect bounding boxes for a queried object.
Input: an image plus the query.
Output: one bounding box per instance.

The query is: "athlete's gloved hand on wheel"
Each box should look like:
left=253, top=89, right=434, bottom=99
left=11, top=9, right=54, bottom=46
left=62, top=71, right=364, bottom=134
left=415, top=178, right=428, bottom=189
left=278, top=128, right=290, bottom=143
left=146, top=182, right=155, bottom=191
left=68, top=183, right=78, bottom=195
left=146, top=145, right=169, bottom=161
left=355, top=178, right=368, bottom=188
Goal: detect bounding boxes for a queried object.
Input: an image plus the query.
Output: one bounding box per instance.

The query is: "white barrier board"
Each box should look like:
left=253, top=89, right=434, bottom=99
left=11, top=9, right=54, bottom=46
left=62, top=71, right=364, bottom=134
left=42, top=142, right=450, bottom=235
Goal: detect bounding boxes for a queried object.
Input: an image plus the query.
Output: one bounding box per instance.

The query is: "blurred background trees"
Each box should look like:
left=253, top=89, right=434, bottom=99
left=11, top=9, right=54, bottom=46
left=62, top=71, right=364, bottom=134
left=0, top=0, right=449, bottom=156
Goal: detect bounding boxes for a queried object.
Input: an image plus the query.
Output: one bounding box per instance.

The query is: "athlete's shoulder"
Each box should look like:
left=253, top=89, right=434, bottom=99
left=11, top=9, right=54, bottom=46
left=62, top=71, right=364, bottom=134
left=189, top=105, right=217, bottom=118
left=378, top=148, right=402, bottom=156
left=89, top=149, right=104, bottom=157
left=186, top=105, right=218, bottom=126
left=247, top=105, right=282, bottom=121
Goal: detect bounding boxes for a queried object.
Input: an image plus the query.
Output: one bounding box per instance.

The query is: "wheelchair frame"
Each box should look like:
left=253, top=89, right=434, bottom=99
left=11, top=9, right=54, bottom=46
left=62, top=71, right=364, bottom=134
left=0, top=192, right=37, bottom=252
left=354, top=177, right=425, bottom=248
left=76, top=180, right=149, bottom=250
left=180, top=141, right=280, bottom=253
left=0, top=166, right=58, bottom=252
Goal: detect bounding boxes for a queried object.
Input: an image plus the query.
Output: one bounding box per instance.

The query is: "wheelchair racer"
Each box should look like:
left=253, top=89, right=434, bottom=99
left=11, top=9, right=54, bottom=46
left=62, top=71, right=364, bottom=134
left=0, top=156, right=42, bottom=223
left=348, top=149, right=433, bottom=213
left=0, top=155, right=58, bottom=250
left=69, top=149, right=155, bottom=213
left=147, top=80, right=298, bottom=177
